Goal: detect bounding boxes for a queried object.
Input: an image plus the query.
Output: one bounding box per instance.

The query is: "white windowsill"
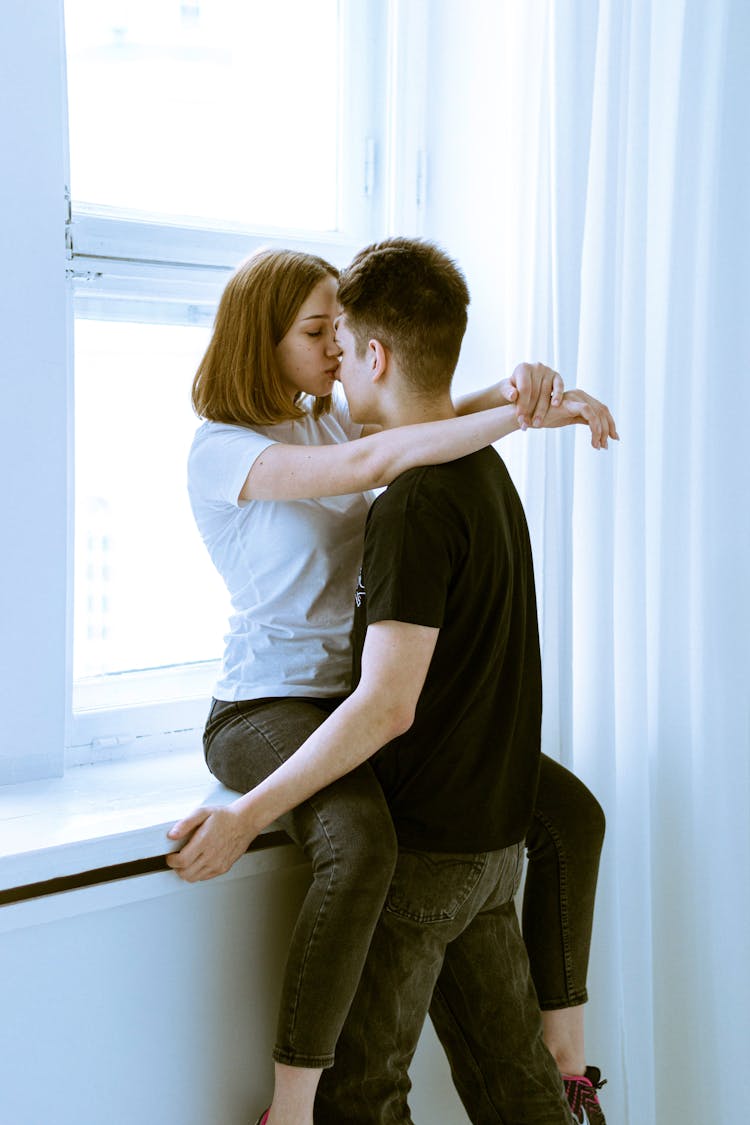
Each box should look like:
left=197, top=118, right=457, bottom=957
left=0, top=743, right=280, bottom=894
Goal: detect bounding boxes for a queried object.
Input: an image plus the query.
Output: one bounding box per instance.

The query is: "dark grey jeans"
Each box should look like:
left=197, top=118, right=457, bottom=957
left=524, top=757, right=605, bottom=1011
left=204, top=695, right=604, bottom=1089
left=204, top=696, right=398, bottom=1067
left=316, top=843, right=574, bottom=1124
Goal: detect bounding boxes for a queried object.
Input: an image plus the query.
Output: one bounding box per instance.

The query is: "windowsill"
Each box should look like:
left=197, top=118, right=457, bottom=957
left=0, top=743, right=271, bottom=894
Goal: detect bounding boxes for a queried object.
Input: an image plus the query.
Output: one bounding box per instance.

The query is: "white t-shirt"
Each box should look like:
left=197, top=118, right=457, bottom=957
left=188, top=395, right=371, bottom=700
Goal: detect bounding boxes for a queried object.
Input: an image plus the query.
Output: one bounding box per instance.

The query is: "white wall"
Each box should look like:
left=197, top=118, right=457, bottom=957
left=0, top=849, right=470, bottom=1125
left=0, top=0, right=69, bottom=783
left=1, top=855, right=311, bottom=1125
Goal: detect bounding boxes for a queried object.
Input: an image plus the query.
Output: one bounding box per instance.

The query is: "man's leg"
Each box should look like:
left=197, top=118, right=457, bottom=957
left=316, top=847, right=496, bottom=1124
left=429, top=881, right=574, bottom=1124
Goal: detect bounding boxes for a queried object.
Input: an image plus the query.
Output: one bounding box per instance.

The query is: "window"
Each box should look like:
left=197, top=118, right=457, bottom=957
left=73, top=320, right=220, bottom=682
left=64, top=0, right=388, bottom=753
left=66, top=0, right=341, bottom=231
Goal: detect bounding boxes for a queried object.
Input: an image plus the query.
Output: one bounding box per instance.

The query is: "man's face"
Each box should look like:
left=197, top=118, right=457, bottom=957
left=334, top=313, right=377, bottom=425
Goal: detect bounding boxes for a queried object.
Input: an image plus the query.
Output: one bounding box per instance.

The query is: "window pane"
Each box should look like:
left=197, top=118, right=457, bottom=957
left=73, top=319, right=229, bottom=685
left=65, top=0, right=340, bottom=230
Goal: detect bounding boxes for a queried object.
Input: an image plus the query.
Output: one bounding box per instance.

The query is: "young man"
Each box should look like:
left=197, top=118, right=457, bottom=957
left=314, top=238, right=575, bottom=1123
left=169, top=238, right=606, bottom=1121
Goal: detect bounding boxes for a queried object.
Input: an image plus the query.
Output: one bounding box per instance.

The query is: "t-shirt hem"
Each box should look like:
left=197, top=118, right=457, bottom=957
left=233, top=438, right=278, bottom=507
left=366, top=608, right=444, bottom=629
left=212, top=684, right=350, bottom=702
left=394, top=826, right=529, bottom=854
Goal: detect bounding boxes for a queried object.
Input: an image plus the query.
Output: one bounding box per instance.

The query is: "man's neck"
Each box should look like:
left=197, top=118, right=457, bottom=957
left=377, top=393, right=456, bottom=430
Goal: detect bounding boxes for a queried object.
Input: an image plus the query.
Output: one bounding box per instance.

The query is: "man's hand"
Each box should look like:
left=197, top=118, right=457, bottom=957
left=165, top=804, right=258, bottom=883
left=543, top=390, right=620, bottom=449
left=498, top=363, right=565, bottom=430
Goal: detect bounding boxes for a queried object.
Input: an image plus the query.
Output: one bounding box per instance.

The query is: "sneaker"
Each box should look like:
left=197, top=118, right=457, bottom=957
left=563, top=1066, right=607, bottom=1124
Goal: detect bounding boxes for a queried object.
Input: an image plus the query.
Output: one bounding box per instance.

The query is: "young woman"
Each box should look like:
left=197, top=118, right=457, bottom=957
left=168, top=248, right=613, bottom=1125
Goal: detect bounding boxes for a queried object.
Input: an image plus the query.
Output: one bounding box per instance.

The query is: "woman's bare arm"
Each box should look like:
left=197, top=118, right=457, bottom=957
left=240, top=385, right=618, bottom=503
left=240, top=405, right=520, bottom=501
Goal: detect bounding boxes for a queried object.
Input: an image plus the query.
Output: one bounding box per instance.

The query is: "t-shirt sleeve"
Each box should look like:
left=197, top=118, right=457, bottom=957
left=188, top=424, right=277, bottom=508
left=362, top=481, right=461, bottom=629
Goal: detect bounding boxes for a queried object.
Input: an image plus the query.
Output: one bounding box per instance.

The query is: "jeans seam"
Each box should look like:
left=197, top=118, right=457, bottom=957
left=530, top=808, right=576, bottom=1001
left=236, top=711, right=340, bottom=1054
left=513, top=840, right=525, bottom=895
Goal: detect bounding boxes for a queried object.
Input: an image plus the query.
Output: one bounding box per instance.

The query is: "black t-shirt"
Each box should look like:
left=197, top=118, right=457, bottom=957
left=352, top=447, right=542, bottom=853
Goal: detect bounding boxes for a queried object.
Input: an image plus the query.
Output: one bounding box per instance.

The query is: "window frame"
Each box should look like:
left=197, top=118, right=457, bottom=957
left=64, top=0, right=392, bottom=760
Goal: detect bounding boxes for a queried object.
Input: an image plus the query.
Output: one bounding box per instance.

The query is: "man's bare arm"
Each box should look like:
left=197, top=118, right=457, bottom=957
left=166, top=621, right=439, bottom=882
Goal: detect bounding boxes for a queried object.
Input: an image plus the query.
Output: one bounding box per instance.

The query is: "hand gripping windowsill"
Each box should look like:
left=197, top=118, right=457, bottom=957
left=0, top=745, right=288, bottom=897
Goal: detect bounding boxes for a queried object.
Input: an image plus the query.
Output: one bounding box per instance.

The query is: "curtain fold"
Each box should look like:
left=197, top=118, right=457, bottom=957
left=557, top=2, right=750, bottom=1122
left=424, top=4, right=748, bottom=1117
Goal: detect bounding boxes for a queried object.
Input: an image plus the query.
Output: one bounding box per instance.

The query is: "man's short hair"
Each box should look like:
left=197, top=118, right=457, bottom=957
left=337, top=238, right=470, bottom=395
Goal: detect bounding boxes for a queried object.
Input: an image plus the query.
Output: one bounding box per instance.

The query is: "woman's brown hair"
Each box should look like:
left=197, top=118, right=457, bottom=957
left=192, top=248, right=339, bottom=426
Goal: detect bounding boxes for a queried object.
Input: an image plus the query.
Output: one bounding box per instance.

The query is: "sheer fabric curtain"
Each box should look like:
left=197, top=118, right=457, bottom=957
left=537, top=3, right=749, bottom=1122
left=424, top=2, right=747, bottom=1120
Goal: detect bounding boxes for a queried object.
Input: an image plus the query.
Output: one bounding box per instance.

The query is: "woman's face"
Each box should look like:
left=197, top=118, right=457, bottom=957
left=276, top=275, right=341, bottom=401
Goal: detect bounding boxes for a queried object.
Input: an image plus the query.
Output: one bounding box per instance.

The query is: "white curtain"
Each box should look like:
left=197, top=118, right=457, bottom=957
left=520, top=3, right=750, bottom=1122
left=439, top=2, right=750, bottom=1121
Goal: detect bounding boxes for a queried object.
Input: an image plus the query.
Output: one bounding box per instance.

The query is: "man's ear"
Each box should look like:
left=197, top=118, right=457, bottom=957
left=368, top=338, right=389, bottom=382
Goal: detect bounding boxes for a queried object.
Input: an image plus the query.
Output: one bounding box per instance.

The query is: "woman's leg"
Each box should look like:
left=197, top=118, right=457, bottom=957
left=523, top=754, right=606, bottom=1075
left=203, top=698, right=398, bottom=1125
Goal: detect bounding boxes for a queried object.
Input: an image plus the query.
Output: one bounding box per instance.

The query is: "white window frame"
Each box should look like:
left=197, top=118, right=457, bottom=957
left=64, top=0, right=394, bottom=760
left=0, top=0, right=430, bottom=785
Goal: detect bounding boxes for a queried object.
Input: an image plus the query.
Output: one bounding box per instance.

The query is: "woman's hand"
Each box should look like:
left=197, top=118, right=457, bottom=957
left=166, top=804, right=258, bottom=882
left=543, top=389, right=620, bottom=449
left=498, top=363, right=565, bottom=429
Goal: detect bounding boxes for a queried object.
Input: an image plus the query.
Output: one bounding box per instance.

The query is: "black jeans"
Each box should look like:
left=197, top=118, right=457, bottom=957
left=203, top=697, right=604, bottom=1066
left=525, top=756, right=605, bottom=1009
left=204, top=696, right=398, bottom=1067
left=316, top=843, right=574, bottom=1124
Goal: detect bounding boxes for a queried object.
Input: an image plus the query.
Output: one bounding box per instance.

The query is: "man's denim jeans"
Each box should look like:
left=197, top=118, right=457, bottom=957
left=316, top=843, right=574, bottom=1124
left=205, top=696, right=595, bottom=1118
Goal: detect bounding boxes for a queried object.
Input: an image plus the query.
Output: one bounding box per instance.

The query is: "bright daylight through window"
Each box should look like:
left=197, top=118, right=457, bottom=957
left=72, top=320, right=228, bottom=681
left=65, top=0, right=340, bottom=228
left=64, top=0, right=362, bottom=744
